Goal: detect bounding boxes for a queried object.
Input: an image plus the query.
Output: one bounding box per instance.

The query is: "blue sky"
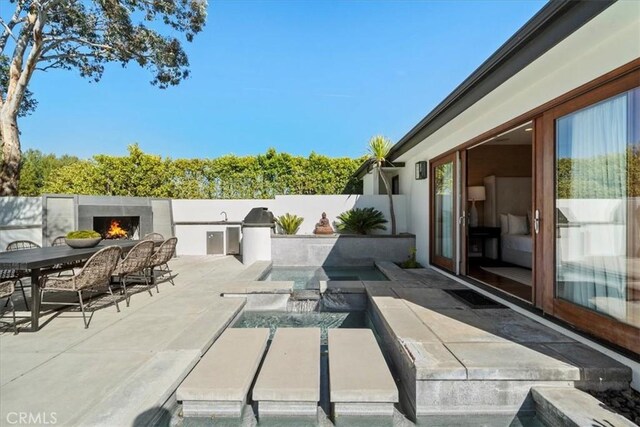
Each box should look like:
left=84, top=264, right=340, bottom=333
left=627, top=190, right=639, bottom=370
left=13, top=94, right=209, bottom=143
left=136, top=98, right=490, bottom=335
left=20, top=0, right=545, bottom=160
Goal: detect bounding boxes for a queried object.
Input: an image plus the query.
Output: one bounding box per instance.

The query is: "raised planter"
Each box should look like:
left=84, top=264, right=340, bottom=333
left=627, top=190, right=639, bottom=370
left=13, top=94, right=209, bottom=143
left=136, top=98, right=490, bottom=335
left=271, top=234, right=416, bottom=267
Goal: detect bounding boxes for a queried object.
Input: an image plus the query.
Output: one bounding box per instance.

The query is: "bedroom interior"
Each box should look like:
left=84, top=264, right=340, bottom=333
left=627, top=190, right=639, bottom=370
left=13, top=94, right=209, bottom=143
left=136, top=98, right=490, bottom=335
left=465, top=123, right=534, bottom=302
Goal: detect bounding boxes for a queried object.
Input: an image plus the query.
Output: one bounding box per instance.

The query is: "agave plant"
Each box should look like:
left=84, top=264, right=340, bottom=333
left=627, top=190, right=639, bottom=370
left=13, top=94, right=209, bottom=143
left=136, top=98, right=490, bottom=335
left=335, top=207, right=387, bottom=235
left=276, top=213, right=304, bottom=235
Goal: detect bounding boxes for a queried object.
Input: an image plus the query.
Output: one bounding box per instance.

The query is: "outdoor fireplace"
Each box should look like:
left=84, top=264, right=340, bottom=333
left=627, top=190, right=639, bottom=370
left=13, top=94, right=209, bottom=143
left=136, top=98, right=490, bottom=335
left=93, top=216, right=140, bottom=240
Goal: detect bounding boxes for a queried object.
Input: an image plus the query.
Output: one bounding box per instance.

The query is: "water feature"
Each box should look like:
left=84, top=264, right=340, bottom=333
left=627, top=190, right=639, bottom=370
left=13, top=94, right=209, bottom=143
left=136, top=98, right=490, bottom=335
left=232, top=310, right=368, bottom=344
left=261, top=265, right=388, bottom=290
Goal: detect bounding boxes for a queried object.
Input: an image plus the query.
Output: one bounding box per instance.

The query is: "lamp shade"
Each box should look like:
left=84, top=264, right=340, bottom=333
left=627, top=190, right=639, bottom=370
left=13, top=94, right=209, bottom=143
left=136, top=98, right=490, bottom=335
left=467, top=186, right=486, bottom=202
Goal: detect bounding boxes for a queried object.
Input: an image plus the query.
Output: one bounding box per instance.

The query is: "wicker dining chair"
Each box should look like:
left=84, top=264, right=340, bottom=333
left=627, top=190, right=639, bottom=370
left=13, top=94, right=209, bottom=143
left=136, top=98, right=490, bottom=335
left=147, top=237, right=178, bottom=292
left=51, top=236, right=66, bottom=247
left=142, top=232, right=165, bottom=242
left=40, top=245, right=123, bottom=328
left=6, top=240, right=40, bottom=251
left=1, top=240, right=40, bottom=310
left=49, top=235, right=81, bottom=274
left=113, top=240, right=155, bottom=307
left=0, top=268, right=28, bottom=311
left=0, top=281, right=18, bottom=334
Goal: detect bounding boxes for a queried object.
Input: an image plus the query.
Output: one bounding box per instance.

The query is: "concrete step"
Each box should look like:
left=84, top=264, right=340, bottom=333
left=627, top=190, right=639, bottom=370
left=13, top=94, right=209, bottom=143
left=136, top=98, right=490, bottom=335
left=328, top=329, right=398, bottom=417
left=176, top=328, right=270, bottom=418
left=253, top=328, right=321, bottom=417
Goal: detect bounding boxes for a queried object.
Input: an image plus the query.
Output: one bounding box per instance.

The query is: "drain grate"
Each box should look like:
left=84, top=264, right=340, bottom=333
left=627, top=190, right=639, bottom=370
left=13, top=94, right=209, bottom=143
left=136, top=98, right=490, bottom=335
left=444, top=289, right=506, bottom=309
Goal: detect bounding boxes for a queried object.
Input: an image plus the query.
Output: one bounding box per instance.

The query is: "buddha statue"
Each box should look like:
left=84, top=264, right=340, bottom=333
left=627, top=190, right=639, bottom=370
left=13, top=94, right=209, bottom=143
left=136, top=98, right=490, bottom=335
left=313, top=212, right=334, bottom=235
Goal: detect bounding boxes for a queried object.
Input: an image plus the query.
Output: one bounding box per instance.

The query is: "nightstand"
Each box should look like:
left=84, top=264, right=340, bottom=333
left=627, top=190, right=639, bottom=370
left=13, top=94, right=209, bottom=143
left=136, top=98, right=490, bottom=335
left=468, top=226, right=501, bottom=260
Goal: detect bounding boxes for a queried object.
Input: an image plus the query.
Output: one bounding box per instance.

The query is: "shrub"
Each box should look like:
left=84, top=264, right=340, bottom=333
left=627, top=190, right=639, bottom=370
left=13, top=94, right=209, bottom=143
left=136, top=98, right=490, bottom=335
left=335, top=207, right=387, bottom=235
left=276, top=213, right=304, bottom=235
left=66, top=230, right=101, bottom=239
left=400, top=247, right=422, bottom=268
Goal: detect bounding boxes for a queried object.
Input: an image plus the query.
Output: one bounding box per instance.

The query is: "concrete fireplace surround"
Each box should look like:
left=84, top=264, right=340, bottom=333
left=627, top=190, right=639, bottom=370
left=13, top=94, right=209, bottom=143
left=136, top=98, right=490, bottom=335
left=42, top=195, right=174, bottom=246
left=78, top=205, right=152, bottom=238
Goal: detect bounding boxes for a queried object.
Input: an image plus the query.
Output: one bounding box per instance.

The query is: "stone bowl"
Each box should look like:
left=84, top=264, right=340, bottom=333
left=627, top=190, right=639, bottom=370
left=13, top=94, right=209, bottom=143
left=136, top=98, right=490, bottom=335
left=65, top=237, right=102, bottom=249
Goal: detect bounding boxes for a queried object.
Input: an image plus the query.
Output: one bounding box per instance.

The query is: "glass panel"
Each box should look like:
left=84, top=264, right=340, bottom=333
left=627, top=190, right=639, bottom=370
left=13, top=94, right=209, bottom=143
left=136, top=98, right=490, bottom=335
left=555, top=87, right=639, bottom=329
left=435, top=161, right=454, bottom=260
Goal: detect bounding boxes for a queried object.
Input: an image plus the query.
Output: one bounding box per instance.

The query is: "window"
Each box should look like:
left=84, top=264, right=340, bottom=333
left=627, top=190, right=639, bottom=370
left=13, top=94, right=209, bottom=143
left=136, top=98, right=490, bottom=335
left=391, top=175, right=400, bottom=195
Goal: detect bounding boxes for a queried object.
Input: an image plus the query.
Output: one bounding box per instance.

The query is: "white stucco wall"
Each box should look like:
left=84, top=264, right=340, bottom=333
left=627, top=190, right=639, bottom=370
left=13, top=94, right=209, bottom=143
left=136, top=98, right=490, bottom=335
left=171, top=194, right=407, bottom=256
left=0, top=197, right=43, bottom=249
left=393, top=1, right=640, bottom=266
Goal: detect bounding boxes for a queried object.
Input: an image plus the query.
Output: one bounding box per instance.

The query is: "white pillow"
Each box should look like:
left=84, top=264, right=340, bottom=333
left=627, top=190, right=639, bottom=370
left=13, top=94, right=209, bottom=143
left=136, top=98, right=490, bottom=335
left=508, top=214, right=528, bottom=235
left=500, top=214, right=509, bottom=235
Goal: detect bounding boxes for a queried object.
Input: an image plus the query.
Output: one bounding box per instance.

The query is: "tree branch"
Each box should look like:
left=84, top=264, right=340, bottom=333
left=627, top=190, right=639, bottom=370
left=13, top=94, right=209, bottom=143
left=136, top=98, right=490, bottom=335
left=6, top=7, right=46, bottom=115
left=0, top=0, right=27, bottom=55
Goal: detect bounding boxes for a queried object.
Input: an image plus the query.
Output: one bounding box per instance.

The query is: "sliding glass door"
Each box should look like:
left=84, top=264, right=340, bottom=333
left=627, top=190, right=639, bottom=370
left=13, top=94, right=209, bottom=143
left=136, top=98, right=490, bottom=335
left=430, top=154, right=457, bottom=271
left=540, top=72, right=639, bottom=354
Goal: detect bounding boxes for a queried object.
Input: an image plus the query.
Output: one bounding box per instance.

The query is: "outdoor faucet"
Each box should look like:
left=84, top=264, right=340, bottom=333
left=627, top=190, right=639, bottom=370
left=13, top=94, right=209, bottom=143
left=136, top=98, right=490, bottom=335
left=220, top=211, right=228, bottom=222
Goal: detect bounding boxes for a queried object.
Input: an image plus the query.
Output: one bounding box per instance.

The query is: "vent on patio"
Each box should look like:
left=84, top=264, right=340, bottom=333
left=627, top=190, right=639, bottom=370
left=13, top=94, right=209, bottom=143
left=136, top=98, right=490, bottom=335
left=444, top=289, right=507, bottom=309
left=93, top=217, right=140, bottom=240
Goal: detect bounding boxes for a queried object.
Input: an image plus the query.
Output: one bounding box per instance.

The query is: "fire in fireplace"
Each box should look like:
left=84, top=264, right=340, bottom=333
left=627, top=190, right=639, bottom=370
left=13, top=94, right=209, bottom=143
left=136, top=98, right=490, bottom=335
left=93, top=217, right=140, bottom=240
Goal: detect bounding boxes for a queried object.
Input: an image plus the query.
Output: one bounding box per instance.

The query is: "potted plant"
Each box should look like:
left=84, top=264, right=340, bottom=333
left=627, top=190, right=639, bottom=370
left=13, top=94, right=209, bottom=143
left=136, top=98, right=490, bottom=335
left=276, top=213, right=304, bottom=235
left=65, top=230, right=102, bottom=248
left=335, top=207, right=387, bottom=235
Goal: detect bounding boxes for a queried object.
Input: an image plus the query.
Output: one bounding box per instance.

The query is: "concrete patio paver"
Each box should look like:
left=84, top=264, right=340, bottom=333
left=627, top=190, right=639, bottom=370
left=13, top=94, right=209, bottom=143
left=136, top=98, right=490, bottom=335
left=365, top=263, right=632, bottom=419
left=328, top=328, right=398, bottom=416
left=445, top=342, right=581, bottom=381
left=0, top=255, right=250, bottom=426
left=406, top=342, right=467, bottom=380
left=177, top=328, right=270, bottom=418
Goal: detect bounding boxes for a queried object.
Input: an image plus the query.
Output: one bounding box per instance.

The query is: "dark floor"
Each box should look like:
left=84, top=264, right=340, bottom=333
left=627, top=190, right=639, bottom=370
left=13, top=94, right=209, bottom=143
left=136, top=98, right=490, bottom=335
left=467, top=259, right=533, bottom=303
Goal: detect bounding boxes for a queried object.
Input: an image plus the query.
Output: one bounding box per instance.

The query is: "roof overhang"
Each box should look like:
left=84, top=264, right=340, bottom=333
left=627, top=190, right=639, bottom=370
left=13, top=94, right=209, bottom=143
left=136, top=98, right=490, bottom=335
left=353, top=0, right=615, bottom=179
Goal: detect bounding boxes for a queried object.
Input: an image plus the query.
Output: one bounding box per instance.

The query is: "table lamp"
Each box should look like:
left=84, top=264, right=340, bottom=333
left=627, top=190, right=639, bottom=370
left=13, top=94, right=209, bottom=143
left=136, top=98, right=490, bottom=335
left=467, top=186, right=486, bottom=227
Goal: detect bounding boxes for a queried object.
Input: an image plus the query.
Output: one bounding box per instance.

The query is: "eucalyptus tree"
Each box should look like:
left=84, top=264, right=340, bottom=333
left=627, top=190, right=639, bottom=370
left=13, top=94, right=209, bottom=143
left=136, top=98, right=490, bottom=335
left=0, top=0, right=207, bottom=195
left=367, top=135, right=396, bottom=235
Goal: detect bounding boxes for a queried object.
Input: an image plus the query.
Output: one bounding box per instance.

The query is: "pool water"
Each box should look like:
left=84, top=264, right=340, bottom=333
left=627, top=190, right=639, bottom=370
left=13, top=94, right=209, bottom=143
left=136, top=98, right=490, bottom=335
left=261, top=266, right=388, bottom=290
left=231, top=310, right=368, bottom=344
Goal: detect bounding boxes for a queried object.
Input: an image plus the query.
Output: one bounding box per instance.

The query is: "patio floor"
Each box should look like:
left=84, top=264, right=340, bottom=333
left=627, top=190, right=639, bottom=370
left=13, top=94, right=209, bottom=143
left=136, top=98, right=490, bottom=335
left=0, top=255, right=248, bottom=426
left=0, top=257, right=633, bottom=425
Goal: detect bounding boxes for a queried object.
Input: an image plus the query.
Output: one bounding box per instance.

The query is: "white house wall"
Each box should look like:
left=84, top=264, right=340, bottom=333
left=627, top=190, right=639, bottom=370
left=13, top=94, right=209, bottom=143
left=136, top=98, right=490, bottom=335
left=391, top=1, right=639, bottom=266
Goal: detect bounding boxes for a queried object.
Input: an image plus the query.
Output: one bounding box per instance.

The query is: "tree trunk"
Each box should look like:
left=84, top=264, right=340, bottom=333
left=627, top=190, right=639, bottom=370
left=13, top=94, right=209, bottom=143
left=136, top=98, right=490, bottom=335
left=0, top=111, right=21, bottom=196
left=378, top=168, right=396, bottom=235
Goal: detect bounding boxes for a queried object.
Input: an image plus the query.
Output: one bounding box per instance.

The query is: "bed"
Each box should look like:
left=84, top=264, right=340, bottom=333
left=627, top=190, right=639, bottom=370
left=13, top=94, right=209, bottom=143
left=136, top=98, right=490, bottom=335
left=483, top=175, right=533, bottom=269
left=501, top=233, right=532, bottom=269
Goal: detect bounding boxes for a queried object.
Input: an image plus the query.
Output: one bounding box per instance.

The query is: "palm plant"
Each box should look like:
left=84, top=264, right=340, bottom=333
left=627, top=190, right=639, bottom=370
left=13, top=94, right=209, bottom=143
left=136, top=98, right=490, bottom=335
left=276, top=213, right=304, bottom=235
left=368, top=135, right=396, bottom=234
left=336, top=207, right=387, bottom=235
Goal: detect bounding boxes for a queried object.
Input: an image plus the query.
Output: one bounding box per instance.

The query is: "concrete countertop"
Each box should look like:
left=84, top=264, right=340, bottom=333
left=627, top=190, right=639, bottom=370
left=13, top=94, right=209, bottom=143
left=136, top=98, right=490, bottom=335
left=173, top=221, right=243, bottom=225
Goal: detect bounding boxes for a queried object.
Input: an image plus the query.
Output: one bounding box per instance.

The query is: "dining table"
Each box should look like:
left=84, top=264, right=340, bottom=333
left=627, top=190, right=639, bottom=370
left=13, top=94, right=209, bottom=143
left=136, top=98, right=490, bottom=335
left=0, top=240, right=142, bottom=332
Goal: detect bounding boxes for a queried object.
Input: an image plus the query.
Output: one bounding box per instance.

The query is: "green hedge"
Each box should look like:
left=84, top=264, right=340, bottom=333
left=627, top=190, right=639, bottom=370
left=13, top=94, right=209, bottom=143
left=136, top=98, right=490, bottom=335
left=20, top=144, right=365, bottom=198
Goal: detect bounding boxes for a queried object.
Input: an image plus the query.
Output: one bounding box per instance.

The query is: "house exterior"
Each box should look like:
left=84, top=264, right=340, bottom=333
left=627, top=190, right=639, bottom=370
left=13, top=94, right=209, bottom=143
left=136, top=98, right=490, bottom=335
left=358, top=1, right=640, bottom=355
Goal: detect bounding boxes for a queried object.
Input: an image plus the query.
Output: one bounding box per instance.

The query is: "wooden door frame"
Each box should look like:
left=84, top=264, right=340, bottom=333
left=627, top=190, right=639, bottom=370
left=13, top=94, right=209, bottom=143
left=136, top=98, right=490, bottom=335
left=459, top=150, right=468, bottom=276
left=430, top=153, right=457, bottom=272
left=539, top=69, right=640, bottom=354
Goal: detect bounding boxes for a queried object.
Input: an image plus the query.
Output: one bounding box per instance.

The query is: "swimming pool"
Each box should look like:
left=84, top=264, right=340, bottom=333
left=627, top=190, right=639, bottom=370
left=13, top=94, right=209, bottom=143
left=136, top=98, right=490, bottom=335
left=261, top=266, right=388, bottom=290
